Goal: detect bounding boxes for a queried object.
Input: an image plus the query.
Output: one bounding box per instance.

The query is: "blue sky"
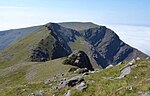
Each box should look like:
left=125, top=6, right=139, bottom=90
left=0, top=0, right=150, bottom=30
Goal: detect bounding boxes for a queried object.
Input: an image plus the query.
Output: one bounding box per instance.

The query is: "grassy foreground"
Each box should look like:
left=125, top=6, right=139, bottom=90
left=0, top=58, right=149, bottom=96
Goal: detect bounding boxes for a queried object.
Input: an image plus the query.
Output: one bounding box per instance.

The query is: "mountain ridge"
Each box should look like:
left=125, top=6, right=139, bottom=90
left=0, top=22, right=148, bottom=69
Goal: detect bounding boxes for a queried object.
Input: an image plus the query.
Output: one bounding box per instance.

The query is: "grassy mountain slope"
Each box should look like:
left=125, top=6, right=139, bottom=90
left=0, top=26, right=50, bottom=69
left=0, top=58, right=149, bottom=96
left=0, top=57, right=75, bottom=90
left=0, top=26, right=41, bottom=50
left=0, top=22, right=149, bottom=96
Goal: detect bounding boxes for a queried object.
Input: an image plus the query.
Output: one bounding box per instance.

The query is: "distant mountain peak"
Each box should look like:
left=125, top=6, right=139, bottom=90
left=0, top=22, right=148, bottom=69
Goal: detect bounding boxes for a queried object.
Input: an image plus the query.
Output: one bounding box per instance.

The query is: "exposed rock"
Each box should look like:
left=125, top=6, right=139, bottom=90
left=117, top=62, right=123, bottom=66
left=126, top=86, right=133, bottom=91
left=120, top=59, right=136, bottom=71
left=83, top=72, right=89, bottom=76
left=146, top=57, right=149, bottom=60
left=136, top=57, right=141, bottom=61
left=65, top=90, right=71, bottom=96
left=105, top=64, right=113, bottom=69
left=57, top=80, right=68, bottom=89
left=76, top=82, right=87, bottom=91
left=129, top=59, right=136, bottom=65
left=28, top=93, right=35, bottom=96
left=49, top=83, right=52, bottom=86
left=22, top=88, right=26, bottom=92
left=63, top=50, right=94, bottom=70
left=88, top=69, right=99, bottom=73
left=51, top=76, right=84, bottom=91
left=68, top=76, right=84, bottom=87
left=38, top=90, right=45, bottom=95
left=74, top=68, right=89, bottom=74
left=31, top=47, right=49, bottom=62
left=117, top=61, right=137, bottom=79
left=138, top=92, right=150, bottom=96
left=44, top=79, right=51, bottom=84
left=117, top=66, right=131, bottom=79
left=82, top=26, right=148, bottom=68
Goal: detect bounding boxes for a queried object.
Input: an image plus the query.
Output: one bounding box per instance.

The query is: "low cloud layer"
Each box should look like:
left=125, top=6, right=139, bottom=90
left=108, top=25, right=150, bottom=56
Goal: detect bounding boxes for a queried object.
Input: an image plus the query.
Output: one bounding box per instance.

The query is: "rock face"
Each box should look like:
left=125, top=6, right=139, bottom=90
left=60, top=22, right=148, bottom=68
left=31, top=23, right=80, bottom=61
left=63, top=50, right=94, bottom=70
left=81, top=26, right=148, bottom=68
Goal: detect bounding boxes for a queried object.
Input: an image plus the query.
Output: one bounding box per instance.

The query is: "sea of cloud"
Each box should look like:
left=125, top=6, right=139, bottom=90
left=107, top=25, right=150, bottom=56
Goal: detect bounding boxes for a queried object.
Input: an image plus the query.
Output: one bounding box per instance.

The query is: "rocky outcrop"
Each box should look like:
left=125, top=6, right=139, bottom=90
left=63, top=50, right=94, bottom=70
left=76, top=82, right=87, bottom=91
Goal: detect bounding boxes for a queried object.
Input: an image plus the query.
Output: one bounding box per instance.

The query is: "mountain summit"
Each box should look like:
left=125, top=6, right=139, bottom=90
left=0, top=22, right=148, bottom=69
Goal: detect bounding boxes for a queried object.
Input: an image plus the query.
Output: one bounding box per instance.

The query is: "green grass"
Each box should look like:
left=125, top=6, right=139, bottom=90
left=72, top=58, right=150, bottom=96
left=0, top=26, right=50, bottom=69
left=69, top=37, right=86, bottom=51
left=0, top=58, right=149, bottom=96
left=0, top=57, right=75, bottom=88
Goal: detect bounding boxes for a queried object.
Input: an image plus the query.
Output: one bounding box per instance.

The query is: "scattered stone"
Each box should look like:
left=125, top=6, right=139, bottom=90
left=68, top=76, right=84, bottom=87
left=83, top=72, right=89, bottom=76
left=22, top=88, right=26, bottom=92
left=134, top=76, right=138, bottom=79
left=126, top=86, right=133, bottom=91
left=38, top=90, right=45, bottom=95
left=120, top=60, right=136, bottom=71
left=49, top=83, right=52, bottom=86
left=28, top=93, right=35, bottom=96
left=117, top=61, right=138, bottom=79
left=130, top=64, right=137, bottom=68
left=106, top=64, right=113, bottom=69
left=117, top=66, right=131, bottom=79
left=44, top=79, right=51, bottom=84
left=138, top=92, right=150, bottom=96
left=57, top=80, right=68, bottom=89
left=129, top=59, right=136, bottom=65
left=74, top=68, right=89, bottom=74
left=51, top=86, right=58, bottom=91
left=94, top=69, right=100, bottom=72
left=76, top=82, right=87, bottom=91
left=136, top=57, right=141, bottom=61
left=89, top=70, right=96, bottom=73
left=146, top=57, right=149, bottom=60
left=117, top=62, right=123, bottom=66
left=61, top=73, right=65, bottom=77
left=65, top=90, right=71, bottom=96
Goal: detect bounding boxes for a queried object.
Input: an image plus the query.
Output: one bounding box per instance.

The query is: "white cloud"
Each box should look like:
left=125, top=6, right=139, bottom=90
left=107, top=24, right=150, bottom=56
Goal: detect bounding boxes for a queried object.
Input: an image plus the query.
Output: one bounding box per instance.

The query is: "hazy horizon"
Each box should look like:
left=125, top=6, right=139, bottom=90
left=0, top=0, right=150, bottom=30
